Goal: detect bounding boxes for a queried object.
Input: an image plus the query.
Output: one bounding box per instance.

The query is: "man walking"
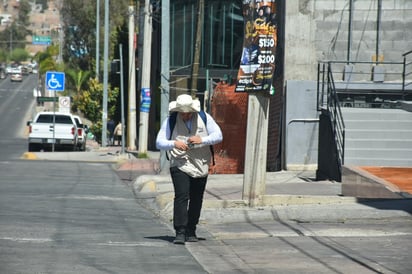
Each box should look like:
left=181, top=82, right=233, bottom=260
left=156, top=94, right=223, bottom=244
left=113, top=121, right=123, bottom=146
left=107, top=118, right=115, bottom=146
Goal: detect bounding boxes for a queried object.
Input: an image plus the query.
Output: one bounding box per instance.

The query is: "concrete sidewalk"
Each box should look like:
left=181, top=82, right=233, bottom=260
left=133, top=169, right=411, bottom=224
left=23, top=144, right=411, bottom=223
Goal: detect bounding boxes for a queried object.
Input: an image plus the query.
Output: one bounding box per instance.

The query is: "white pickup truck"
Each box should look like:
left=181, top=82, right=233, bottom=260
left=27, top=112, right=79, bottom=152
left=72, top=115, right=89, bottom=151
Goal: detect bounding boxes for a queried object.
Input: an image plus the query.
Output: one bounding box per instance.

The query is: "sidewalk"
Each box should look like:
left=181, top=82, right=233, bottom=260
left=23, top=143, right=411, bottom=223
left=134, top=168, right=411, bottom=224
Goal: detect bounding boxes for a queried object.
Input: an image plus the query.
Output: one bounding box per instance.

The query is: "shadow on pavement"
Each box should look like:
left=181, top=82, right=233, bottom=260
left=358, top=198, right=412, bottom=215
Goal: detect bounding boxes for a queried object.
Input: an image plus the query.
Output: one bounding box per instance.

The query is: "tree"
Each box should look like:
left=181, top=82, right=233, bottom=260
left=17, top=0, right=31, bottom=27
left=66, top=69, right=91, bottom=97
left=0, top=49, right=8, bottom=63
left=34, top=45, right=61, bottom=75
left=9, top=48, right=29, bottom=62
left=6, top=0, right=31, bottom=52
left=60, top=0, right=130, bottom=73
left=72, top=78, right=119, bottom=143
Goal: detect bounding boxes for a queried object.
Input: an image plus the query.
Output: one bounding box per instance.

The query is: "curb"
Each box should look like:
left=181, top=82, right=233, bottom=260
left=140, top=189, right=412, bottom=224
left=21, top=152, right=38, bottom=160
left=133, top=176, right=412, bottom=223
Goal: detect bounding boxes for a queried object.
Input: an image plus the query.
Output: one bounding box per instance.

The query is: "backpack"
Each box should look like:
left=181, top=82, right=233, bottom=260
left=167, top=110, right=215, bottom=165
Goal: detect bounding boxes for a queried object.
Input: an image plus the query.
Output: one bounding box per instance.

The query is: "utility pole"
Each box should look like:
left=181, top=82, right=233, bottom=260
left=138, top=0, right=152, bottom=154
left=159, top=0, right=170, bottom=172
left=190, top=0, right=204, bottom=98
left=243, top=93, right=269, bottom=207
left=127, top=0, right=137, bottom=151
left=101, top=0, right=109, bottom=147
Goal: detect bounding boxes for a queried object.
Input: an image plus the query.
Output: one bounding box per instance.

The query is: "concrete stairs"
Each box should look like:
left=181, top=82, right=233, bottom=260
left=342, top=107, right=412, bottom=166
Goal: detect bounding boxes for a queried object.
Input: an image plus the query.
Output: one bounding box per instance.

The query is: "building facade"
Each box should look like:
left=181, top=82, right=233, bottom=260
left=157, top=0, right=412, bottom=171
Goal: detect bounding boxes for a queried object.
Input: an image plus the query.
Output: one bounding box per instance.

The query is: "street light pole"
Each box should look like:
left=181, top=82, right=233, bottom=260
left=57, top=26, right=63, bottom=63
left=101, top=0, right=109, bottom=147
left=119, top=44, right=125, bottom=154
left=96, top=0, right=100, bottom=80
left=9, top=28, right=12, bottom=56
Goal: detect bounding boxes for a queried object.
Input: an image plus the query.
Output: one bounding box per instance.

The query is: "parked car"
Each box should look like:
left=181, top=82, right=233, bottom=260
left=73, top=115, right=88, bottom=151
left=10, top=73, right=23, bottom=82
left=27, top=112, right=79, bottom=151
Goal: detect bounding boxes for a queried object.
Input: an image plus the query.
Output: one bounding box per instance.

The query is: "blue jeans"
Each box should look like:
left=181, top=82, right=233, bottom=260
left=170, top=167, right=207, bottom=233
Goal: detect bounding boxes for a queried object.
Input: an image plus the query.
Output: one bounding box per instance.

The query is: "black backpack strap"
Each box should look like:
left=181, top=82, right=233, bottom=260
left=168, top=112, right=178, bottom=140
left=199, top=111, right=215, bottom=166
left=166, top=112, right=178, bottom=161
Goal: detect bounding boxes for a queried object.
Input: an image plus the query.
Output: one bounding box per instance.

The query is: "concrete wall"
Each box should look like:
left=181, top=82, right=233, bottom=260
left=284, top=0, right=412, bottom=81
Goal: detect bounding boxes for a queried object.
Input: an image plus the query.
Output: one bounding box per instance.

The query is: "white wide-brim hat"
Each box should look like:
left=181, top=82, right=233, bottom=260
left=168, top=101, right=177, bottom=112
left=169, top=94, right=201, bottom=113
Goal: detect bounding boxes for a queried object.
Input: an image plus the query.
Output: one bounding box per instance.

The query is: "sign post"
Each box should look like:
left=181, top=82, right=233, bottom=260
left=45, top=71, right=65, bottom=152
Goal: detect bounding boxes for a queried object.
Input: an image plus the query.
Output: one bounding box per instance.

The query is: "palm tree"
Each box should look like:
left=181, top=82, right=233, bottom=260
left=66, top=69, right=91, bottom=97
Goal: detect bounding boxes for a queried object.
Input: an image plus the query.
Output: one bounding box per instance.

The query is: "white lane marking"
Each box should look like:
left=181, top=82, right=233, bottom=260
left=96, top=241, right=169, bottom=247
left=0, top=238, right=169, bottom=247
left=0, top=237, right=53, bottom=243
left=53, top=195, right=134, bottom=201
left=212, top=229, right=412, bottom=240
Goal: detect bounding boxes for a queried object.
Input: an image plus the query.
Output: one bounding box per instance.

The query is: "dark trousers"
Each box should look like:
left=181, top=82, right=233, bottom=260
left=170, top=167, right=207, bottom=233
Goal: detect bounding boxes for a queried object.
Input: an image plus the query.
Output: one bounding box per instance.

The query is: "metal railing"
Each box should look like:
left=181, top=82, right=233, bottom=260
left=318, top=52, right=412, bottom=105
left=317, top=62, right=346, bottom=168
left=317, top=50, right=412, bottom=171
left=402, top=50, right=412, bottom=99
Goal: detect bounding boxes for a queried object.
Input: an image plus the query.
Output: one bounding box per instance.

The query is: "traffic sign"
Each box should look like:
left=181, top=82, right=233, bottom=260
left=37, top=96, right=58, bottom=102
left=45, top=71, right=65, bottom=92
left=59, top=97, right=70, bottom=107
left=32, top=35, right=51, bottom=45
left=59, top=96, right=71, bottom=113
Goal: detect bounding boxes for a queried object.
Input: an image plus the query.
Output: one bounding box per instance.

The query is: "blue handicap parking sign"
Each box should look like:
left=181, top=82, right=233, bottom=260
left=46, top=71, right=65, bottom=91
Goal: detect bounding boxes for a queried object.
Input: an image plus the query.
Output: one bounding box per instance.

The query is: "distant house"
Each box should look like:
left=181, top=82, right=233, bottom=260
left=0, top=14, right=12, bottom=25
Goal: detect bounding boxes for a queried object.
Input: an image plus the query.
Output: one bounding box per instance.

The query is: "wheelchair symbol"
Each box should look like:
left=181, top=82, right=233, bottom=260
left=48, top=74, right=62, bottom=89
left=45, top=71, right=65, bottom=91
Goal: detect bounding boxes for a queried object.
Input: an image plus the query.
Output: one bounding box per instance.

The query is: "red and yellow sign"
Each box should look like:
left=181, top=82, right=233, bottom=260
left=235, top=0, right=278, bottom=93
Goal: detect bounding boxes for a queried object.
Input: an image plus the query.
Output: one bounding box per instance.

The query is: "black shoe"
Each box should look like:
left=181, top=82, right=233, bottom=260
left=173, top=232, right=185, bottom=245
left=185, top=231, right=198, bottom=242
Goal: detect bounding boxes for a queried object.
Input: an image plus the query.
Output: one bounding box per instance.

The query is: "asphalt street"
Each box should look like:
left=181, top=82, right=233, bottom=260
left=0, top=160, right=210, bottom=273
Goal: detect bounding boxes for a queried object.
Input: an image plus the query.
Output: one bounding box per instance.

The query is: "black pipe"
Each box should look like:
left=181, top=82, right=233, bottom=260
left=347, top=0, right=353, bottom=64
left=376, top=0, right=382, bottom=64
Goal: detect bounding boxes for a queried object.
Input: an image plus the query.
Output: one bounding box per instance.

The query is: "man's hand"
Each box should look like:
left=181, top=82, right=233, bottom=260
left=188, top=135, right=202, bottom=145
left=174, top=140, right=189, bottom=151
